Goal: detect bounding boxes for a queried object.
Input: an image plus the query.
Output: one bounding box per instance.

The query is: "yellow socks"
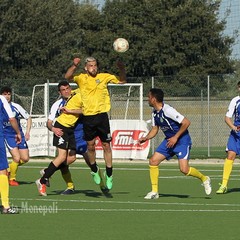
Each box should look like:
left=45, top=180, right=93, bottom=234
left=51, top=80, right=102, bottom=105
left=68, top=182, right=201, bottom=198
left=9, top=160, right=26, bottom=180
left=222, top=158, right=233, bottom=187
left=18, top=160, right=25, bottom=166
left=9, top=161, right=19, bottom=180
left=0, top=174, right=10, bottom=208
left=149, top=165, right=159, bottom=193
left=187, top=167, right=207, bottom=182
left=62, top=171, right=74, bottom=189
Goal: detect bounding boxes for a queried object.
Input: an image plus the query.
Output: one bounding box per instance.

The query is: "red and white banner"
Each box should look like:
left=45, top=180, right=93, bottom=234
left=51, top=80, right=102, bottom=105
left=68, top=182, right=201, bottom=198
left=7, top=118, right=150, bottom=160
left=96, top=120, right=150, bottom=160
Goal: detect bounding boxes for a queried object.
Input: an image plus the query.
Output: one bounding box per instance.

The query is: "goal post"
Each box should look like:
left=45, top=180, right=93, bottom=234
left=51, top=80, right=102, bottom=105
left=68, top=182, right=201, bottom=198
left=27, top=82, right=150, bottom=160
left=30, top=82, right=144, bottom=120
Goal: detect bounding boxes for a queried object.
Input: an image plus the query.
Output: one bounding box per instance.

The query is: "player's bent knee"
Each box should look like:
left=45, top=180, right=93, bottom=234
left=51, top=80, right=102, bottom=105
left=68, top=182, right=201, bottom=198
left=21, top=158, right=29, bottom=163
left=67, top=157, right=76, bottom=165
left=180, top=168, right=189, bottom=175
left=149, top=158, right=159, bottom=166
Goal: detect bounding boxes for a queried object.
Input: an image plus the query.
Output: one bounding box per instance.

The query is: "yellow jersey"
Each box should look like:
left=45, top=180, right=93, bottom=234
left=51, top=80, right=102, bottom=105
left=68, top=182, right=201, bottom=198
left=56, top=92, right=82, bottom=127
left=74, top=73, right=119, bottom=116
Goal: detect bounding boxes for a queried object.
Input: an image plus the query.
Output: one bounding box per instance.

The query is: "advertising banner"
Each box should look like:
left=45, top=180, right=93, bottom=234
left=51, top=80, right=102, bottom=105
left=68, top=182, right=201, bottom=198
left=6, top=117, right=55, bottom=158
left=96, top=120, right=150, bottom=160
left=7, top=118, right=150, bottom=160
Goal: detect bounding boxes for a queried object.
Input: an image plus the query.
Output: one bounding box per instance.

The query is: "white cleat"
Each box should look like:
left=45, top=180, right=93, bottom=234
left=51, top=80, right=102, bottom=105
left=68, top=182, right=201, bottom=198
left=35, top=179, right=47, bottom=196
left=39, top=168, right=50, bottom=187
left=144, top=191, right=159, bottom=199
left=202, top=176, right=212, bottom=195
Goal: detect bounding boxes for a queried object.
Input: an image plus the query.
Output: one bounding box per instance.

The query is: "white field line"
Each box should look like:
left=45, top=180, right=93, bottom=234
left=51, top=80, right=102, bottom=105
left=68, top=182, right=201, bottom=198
left=15, top=158, right=240, bottom=165
left=20, top=165, right=239, bottom=173
left=11, top=197, right=240, bottom=213
left=11, top=197, right=240, bottom=207
left=23, top=208, right=240, bottom=212
left=19, top=165, right=240, bottom=182
left=12, top=166, right=240, bottom=213
left=20, top=165, right=240, bottom=180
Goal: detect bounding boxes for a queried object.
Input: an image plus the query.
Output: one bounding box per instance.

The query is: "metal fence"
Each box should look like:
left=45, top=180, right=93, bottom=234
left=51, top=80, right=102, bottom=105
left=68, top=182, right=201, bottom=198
left=1, top=74, right=238, bottom=158
left=138, top=75, right=237, bottom=158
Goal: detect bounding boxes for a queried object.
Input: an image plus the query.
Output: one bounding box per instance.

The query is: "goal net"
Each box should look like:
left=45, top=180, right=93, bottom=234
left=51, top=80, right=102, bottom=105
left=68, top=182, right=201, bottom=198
left=22, top=82, right=151, bottom=160
left=30, top=82, right=144, bottom=120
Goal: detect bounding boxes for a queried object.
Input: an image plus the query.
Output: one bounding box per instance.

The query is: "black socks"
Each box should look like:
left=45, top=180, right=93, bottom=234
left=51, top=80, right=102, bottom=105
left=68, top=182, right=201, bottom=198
left=40, top=162, right=58, bottom=184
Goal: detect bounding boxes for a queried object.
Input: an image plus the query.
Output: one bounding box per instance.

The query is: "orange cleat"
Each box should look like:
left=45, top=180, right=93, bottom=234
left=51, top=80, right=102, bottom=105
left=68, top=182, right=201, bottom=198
left=35, top=179, right=47, bottom=196
left=9, top=179, right=19, bottom=186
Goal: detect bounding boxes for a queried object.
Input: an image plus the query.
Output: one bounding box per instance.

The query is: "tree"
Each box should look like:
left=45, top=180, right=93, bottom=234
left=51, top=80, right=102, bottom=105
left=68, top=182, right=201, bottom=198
left=0, top=0, right=236, bottom=97
left=0, top=0, right=97, bottom=82
left=97, top=0, right=235, bottom=95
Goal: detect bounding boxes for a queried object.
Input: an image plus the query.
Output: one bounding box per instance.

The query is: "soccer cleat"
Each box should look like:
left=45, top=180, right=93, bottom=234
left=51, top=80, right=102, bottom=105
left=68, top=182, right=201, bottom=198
left=91, top=169, right=101, bottom=185
left=144, top=191, right=159, bottom=199
left=35, top=179, right=47, bottom=196
left=9, top=179, right=19, bottom=186
left=202, top=176, right=212, bottom=195
left=39, top=169, right=50, bottom=187
left=216, top=184, right=227, bottom=194
left=61, top=188, right=75, bottom=195
left=99, top=169, right=109, bottom=193
left=105, top=174, right=113, bottom=190
left=1, top=207, right=19, bottom=214
left=100, top=186, right=110, bottom=194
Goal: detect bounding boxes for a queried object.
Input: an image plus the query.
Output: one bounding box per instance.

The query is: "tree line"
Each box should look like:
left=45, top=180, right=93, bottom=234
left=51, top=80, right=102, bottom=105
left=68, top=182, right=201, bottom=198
left=0, top=0, right=237, bottom=96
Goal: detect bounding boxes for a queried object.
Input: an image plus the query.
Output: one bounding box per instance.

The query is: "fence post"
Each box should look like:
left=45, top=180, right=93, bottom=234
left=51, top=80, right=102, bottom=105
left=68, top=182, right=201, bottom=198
left=151, top=76, right=155, bottom=88
left=151, top=76, right=155, bottom=155
left=201, top=89, right=204, bottom=145
left=46, top=80, right=50, bottom=156
left=207, top=75, right=210, bottom=157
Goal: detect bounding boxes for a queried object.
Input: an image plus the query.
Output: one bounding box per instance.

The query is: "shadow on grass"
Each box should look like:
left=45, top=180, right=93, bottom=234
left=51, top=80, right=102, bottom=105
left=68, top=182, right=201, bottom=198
left=159, top=193, right=212, bottom=199
left=227, top=188, right=240, bottom=193
left=17, top=181, right=35, bottom=185
left=159, top=193, right=189, bottom=198
left=51, top=189, right=113, bottom=198
left=78, top=189, right=113, bottom=198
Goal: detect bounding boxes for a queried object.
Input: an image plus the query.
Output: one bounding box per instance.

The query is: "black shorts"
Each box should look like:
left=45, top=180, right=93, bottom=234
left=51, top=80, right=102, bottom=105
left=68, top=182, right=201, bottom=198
left=82, top=112, right=112, bottom=143
left=53, top=121, right=76, bottom=150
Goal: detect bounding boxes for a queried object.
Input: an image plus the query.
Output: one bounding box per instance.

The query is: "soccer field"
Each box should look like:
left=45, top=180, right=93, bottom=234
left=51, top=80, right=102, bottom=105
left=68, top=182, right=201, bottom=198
left=2, top=161, right=240, bottom=240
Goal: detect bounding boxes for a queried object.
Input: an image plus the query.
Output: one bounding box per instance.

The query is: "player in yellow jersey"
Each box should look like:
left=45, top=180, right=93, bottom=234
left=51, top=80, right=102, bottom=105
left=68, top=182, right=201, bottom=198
left=65, top=57, right=126, bottom=190
left=35, top=91, right=83, bottom=196
left=40, top=81, right=92, bottom=194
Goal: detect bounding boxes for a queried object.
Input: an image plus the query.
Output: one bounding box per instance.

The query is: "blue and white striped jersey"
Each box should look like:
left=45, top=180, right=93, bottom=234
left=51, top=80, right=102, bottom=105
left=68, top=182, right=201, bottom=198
left=226, top=96, right=240, bottom=126
left=152, top=103, right=191, bottom=144
left=2, top=101, right=30, bottom=136
left=0, top=96, right=15, bottom=138
left=48, top=98, right=66, bottom=121
left=226, top=96, right=240, bottom=137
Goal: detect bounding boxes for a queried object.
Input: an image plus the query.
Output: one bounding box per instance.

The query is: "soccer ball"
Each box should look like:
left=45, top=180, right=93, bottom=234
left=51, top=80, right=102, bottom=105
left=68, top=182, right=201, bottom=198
left=113, top=38, right=129, bottom=53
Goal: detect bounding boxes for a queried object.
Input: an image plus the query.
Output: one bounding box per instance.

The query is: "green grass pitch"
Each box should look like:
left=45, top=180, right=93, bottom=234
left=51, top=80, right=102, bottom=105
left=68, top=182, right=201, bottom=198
left=2, top=160, right=240, bottom=240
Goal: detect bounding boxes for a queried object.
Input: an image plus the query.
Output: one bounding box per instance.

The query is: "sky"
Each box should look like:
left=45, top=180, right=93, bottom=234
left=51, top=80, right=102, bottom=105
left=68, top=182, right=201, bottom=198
left=88, top=0, right=240, bottom=59
left=219, top=0, right=240, bottom=59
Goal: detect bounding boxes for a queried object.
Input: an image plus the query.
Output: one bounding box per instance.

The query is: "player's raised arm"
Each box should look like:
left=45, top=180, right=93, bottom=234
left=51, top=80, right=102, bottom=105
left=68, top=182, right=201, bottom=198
left=116, top=60, right=126, bottom=84
left=65, top=58, right=81, bottom=81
